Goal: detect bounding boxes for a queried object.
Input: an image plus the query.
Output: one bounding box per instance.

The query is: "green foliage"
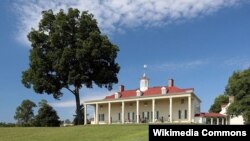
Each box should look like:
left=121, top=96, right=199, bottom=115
left=243, top=111, right=250, bottom=125
left=209, top=95, right=229, bottom=113
left=225, top=68, right=250, bottom=124
left=22, top=8, right=120, bottom=124
left=33, top=100, right=60, bottom=127
left=14, top=99, right=37, bottom=126
left=225, top=69, right=250, bottom=100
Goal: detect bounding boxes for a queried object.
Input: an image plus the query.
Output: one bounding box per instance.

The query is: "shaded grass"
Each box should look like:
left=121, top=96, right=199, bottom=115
left=0, top=124, right=148, bottom=141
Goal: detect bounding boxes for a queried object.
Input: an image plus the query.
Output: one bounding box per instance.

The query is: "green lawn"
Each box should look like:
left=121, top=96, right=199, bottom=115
left=0, top=124, right=148, bottom=141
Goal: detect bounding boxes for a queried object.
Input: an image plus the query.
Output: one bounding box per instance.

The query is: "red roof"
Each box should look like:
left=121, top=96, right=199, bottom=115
left=195, top=112, right=226, bottom=118
left=105, top=86, right=193, bottom=100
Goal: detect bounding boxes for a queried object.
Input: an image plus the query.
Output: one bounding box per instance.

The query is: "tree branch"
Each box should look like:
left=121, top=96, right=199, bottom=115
left=66, top=87, right=75, bottom=95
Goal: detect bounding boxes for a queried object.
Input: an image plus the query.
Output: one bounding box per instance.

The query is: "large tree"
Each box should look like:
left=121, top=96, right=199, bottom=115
left=22, top=8, right=120, bottom=124
left=14, top=99, right=37, bottom=126
left=225, top=68, right=250, bottom=124
left=209, top=95, right=229, bottom=113
left=33, top=99, right=60, bottom=127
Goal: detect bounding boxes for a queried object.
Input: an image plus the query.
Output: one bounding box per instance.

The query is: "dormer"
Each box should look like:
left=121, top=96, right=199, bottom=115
left=161, top=87, right=166, bottom=95
left=114, top=92, right=120, bottom=99
left=136, top=89, right=142, bottom=97
left=186, top=89, right=194, bottom=93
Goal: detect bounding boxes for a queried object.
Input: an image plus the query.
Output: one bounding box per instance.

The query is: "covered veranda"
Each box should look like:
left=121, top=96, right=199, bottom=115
left=195, top=112, right=227, bottom=125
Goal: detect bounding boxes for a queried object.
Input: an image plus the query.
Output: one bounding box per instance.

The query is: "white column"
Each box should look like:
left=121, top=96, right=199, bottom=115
left=108, top=102, right=111, bottom=124
left=211, top=118, right=213, bottom=125
left=93, top=105, right=96, bottom=124
left=152, top=99, right=155, bottom=123
left=96, top=103, right=99, bottom=124
left=122, top=101, right=124, bottom=124
left=188, top=96, right=192, bottom=122
left=217, top=118, right=219, bottom=125
left=204, top=117, right=207, bottom=124
left=136, top=100, right=139, bottom=124
left=222, top=118, right=224, bottom=125
left=84, top=104, right=87, bottom=125
left=169, top=98, right=172, bottom=123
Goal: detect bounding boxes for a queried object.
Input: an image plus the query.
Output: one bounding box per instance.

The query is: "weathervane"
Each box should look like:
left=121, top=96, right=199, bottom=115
left=143, top=64, right=147, bottom=77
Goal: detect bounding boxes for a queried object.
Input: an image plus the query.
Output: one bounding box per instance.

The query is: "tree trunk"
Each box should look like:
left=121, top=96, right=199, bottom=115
left=74, top=87, right=82, bottom=125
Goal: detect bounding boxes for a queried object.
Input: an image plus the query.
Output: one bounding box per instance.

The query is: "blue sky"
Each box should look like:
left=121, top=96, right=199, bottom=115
left=1, top=0, right=250, bottom=123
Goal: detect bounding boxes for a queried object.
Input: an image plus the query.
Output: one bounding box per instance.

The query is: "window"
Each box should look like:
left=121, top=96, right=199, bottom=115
left=178, top=110, right=181, bottom=119
left=128, top=112, right=131, bottom=121
left=181, top=99, right=184, bottom=104
left=156, top=111, right=159, bottom=119
left=156, top=111, right=160, bottom=119
left=143, top=112, right=149, bottom=119
left=195, top=105, right=200, bottom=114
left=118, top=113, right=121, bottom=121
left=99, top=114, right=105, bottom=121
left=185, top=110, right=187, bottom=119
left=127, top=112, right=134, bottom=122
left=102, top=114, right=105, bottom=121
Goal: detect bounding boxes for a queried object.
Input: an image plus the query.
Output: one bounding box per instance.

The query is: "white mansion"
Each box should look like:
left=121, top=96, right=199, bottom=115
left=84, top=73, right=201, bottom=124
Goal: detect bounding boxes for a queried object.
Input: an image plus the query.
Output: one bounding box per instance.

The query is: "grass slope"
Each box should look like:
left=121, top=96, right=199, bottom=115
left=0, top=125, right=148, bottom=141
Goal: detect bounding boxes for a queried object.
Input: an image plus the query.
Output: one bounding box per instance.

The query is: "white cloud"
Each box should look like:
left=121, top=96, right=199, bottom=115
left=225, top=57, right=250, bottom=70
left=50, top=100, right=75, bottom=108
left=50, top=89, right=115, bottom=108
left=152, top=57, right=250, bottom=72
left=13, top=0, right=243, bottom=45
left=152, top=59, right=208, bottom=71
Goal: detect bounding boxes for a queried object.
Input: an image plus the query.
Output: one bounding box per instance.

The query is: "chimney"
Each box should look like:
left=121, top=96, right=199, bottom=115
left=229, top=96, right=234, bottom=103
left=168, top=79, right=174, bottom=87
left=118, top=85, right=125, bottom=92
left=221, top=104, right=227, bottom=110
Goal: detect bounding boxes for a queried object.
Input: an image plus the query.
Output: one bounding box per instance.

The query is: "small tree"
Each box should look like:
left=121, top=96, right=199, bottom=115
left=22, top=8, right=120, bottom=125
left=34, top=99, right=60, bottom=127
left=0, top=122, right=16, bottom=127
left=64, top=119, right=71, bottom=124
left=14, top=99, right=36, bottom=126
